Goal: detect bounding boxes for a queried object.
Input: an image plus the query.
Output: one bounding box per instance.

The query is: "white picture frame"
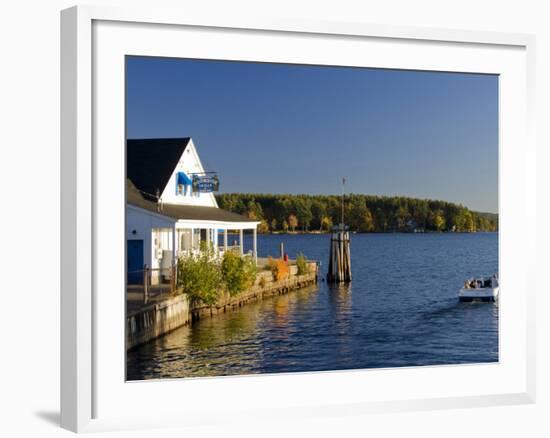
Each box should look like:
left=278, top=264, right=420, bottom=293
left=60, top=4, right=536, bottom=433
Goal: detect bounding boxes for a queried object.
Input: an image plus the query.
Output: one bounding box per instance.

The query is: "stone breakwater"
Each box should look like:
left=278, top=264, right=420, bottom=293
left=127, top=262, right=318, bottom=350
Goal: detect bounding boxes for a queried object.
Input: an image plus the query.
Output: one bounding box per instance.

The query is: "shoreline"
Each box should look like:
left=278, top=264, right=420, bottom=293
left=126, top=261, right=318, bottom=350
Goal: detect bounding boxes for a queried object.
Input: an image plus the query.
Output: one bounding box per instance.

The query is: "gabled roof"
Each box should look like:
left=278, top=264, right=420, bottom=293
left=126, top=178, right=165, bottom=213
left=127, top=138, right=191, bottom=199
left=126, top=178, right=258, bottom=224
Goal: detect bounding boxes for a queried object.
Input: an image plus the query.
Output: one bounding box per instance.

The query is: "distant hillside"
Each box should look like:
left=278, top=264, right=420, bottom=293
left=216, top=193, right=499, bottom=234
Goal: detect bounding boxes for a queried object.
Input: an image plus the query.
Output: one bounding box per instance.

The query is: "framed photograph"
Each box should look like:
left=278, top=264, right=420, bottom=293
left=61, top=5, right=536, bottom=432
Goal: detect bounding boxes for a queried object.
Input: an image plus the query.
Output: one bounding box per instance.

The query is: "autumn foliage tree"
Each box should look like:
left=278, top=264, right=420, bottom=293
left=216, top=193, right=497, bottom=233
left=287, top=214, right=298, bottom=232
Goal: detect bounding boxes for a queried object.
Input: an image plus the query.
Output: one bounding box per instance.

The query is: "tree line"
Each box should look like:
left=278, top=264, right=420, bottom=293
left=216, top=193, right=498, bottom=234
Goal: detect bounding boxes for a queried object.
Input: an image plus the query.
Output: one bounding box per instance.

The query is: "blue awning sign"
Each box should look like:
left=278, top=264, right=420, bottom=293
left=177, top=171, right=193, bottom=185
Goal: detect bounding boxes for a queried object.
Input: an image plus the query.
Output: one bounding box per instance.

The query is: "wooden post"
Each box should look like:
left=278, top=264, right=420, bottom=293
left=143, top=264, right=149, bottom=304
left=172, top=225, right=176, bottom=259
left=239, top=229, right=244, bottom=255
left=171, top=262, right=176, bottom=294
left=280, top=242, right=284, bottom=259
left=224, top=229, right=228, bottom=252
left=252, top=227, right=257, bottom=264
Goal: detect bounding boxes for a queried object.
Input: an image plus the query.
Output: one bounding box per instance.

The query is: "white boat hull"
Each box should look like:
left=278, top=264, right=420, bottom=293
left=458, top=286, right=499, bottom=302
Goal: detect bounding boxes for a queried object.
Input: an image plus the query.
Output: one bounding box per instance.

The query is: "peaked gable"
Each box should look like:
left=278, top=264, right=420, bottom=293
left=126, top=178, right=255, bottom=223
left=159, top=139, right=218, bottom=208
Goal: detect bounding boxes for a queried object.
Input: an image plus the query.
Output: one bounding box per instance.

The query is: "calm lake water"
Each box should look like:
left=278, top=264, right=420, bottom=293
left=127, top=233, right=498, bottom=380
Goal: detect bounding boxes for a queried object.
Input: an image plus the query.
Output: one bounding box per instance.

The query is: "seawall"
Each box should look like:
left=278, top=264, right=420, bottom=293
left=126, top=294, right=191, bottom=350
left=126, top=261, right=318, bottom=350
left=190, top=262, right=318, bottom=321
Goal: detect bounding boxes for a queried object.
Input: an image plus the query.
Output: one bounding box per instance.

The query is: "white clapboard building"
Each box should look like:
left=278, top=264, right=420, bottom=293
left=126, top=138, right=259, bottom=284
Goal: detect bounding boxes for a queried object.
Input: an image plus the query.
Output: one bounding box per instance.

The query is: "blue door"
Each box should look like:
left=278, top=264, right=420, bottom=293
left=127, top=240, right=144, bottom=284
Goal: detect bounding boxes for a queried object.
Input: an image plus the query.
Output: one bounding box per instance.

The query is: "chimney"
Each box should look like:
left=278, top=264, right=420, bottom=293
left=156, top=188, right=163, bottom=213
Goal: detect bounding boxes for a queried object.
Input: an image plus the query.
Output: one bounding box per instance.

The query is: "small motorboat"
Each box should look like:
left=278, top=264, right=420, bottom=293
left=459, top=274, right=499, bottom=302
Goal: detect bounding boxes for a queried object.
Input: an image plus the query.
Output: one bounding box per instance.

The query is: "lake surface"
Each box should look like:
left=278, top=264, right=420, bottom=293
left=127, top=233, right=498, bottom=380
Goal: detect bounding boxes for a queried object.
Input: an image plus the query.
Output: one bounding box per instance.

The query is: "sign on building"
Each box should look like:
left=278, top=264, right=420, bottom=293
left=192, top=174, right=220, bottom=193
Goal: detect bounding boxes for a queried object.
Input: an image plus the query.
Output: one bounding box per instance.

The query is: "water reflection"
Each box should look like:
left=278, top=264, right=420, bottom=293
left=127, top=233, right=499, bottom=380
left=327, top=283, right=352, bottom=313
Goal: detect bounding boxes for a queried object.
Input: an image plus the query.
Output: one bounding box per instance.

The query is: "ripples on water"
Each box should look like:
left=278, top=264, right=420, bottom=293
left=127, top=233, right=498, bottom=380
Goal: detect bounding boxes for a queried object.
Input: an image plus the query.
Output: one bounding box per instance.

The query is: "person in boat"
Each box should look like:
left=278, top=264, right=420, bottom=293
left=465, top=278, right=476, bottom=289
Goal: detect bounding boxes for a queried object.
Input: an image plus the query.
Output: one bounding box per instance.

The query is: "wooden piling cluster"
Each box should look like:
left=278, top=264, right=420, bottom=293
left=327, top=225, right=352, bottom=283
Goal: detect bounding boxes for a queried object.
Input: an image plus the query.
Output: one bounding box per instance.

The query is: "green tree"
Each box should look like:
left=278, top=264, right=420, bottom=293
left=258, top=219, right=270, bottom=234
left=452, top=210, right=467, bottom=232
left=282, top=219, right=289, bottom=232
left=310, top=200, right=327, bottom=230
left=395, top=205, right=409, bottom=231
left=294, top=198, right=313, bottom=231
left=374, top=208, right=388, bottom=232
left=432, top=210, right=446, bottom=231
left=363, top=207, right=375, bottom=232
left=246, top=200, right=263, bottom=220
left=464, top=211, right=475, bottom=232
left=348, top=197, right=367, bottom=231
left=346, top=197, right=376, bottom=232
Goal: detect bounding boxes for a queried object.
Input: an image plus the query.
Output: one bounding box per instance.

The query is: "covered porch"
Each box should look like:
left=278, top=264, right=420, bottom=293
left=156, top=202, right=260, bottom=263
left=175, top=220, right=259, bottom=263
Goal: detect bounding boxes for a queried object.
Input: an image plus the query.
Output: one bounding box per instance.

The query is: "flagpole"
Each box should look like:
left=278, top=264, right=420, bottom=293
left=328, top=176, right=352, bottom=283
left=341, top=177, right=346, bottom=227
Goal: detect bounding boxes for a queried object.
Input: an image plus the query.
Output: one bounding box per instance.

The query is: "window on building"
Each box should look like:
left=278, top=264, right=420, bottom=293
left=176, top=172, right=192, bottom=196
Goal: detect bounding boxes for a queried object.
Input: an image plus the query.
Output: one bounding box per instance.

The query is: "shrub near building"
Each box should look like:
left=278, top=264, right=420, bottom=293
left=221, top=251, right=257, bottom=297
left=267, top=256, right=289, bottom=281
left=177, top=249, right=222, bottom=306
left=178, top=247, right=258, bottom=306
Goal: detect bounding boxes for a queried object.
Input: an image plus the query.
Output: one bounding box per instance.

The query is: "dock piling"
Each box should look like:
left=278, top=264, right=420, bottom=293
left=327, top=224, right=352, bottom=283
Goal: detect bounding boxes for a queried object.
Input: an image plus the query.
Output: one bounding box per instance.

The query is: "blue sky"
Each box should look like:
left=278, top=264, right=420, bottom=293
left=126, top=56, right=498, bottom=213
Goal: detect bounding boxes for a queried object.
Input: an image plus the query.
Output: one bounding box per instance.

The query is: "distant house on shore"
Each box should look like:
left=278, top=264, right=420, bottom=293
left=126, top=138, right=259, bottom=285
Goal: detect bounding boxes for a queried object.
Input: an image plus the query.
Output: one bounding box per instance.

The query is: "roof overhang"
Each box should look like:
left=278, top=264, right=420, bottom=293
left=175, top=219, right=260, bottom=230
left=127, top=203, right=176, bottom=224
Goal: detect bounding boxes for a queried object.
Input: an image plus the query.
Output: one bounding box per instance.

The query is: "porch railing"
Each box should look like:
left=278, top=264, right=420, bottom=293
left=177, top=244, right=242, bottom=259
left=127, top=264, right=177, bottom=304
